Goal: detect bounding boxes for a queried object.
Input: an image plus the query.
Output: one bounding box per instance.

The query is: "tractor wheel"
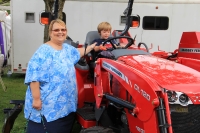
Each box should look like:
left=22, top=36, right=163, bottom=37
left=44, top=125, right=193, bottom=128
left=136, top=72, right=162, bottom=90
left=80, top=126, right=115, bottom=133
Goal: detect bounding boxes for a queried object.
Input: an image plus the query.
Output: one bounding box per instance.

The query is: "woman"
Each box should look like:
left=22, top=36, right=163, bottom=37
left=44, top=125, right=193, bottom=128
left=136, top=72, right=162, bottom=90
left=24, top=19, right=96, bottom=133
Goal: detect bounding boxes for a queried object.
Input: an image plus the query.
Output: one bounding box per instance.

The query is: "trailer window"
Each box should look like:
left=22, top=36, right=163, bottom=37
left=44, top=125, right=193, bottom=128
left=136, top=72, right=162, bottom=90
left=25, top=12, right=35, bottom=23
left=143, top=16, right=168, bottom=30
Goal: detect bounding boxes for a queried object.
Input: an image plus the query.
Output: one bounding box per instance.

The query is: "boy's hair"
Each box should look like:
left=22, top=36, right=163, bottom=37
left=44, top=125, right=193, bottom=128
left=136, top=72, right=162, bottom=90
left=97, top=22, right=112, bottom=34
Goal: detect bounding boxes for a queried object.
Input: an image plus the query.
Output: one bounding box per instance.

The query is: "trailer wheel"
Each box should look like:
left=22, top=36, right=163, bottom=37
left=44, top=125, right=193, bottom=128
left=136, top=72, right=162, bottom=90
left=80, top=126, right=115, bottom=133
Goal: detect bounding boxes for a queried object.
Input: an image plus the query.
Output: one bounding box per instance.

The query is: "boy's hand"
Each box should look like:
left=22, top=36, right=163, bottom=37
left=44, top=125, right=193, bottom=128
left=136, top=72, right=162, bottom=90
left=114, top=44, right=124, bottom=49
left=99, top=45, right=107, bottom=51
left=116, top=45, right=123, bottom=48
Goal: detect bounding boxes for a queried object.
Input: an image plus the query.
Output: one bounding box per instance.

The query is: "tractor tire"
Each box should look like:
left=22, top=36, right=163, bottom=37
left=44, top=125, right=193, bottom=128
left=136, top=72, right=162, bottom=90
left=80, top=126, right=115, bottom=133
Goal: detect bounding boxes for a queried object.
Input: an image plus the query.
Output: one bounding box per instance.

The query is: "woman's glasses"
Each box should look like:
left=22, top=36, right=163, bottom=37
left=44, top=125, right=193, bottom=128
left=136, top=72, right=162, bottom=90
left=52, top=28, right=67, bottom=32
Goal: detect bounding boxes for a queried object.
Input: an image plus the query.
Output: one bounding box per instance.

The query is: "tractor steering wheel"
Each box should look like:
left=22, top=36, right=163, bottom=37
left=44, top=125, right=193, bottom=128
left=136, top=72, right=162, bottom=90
left=102, top=36, right=134, bottom=49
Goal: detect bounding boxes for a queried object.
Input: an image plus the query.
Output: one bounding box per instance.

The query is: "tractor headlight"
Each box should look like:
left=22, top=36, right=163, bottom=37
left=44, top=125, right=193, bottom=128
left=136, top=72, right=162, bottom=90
left=179, top=94, right=189, bottom=104
left=165, top=89, right=192, bottom=106
left=167, top=91, right=178, bottom=102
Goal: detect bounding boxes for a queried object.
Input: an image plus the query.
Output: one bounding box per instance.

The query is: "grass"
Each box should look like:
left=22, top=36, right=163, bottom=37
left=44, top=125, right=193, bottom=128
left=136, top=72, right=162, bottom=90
left=0, top=0, right=10, bottom=6
left=1, top=3, right=10, bottom=6
left=0, top=72, right=26, bottom=133
left=0, top=67, right=81, bottom=133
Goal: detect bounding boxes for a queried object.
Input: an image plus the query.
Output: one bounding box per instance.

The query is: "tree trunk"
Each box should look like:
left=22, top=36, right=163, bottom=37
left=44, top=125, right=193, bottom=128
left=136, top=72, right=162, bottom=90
left=43, top=0, right=66, bottom=43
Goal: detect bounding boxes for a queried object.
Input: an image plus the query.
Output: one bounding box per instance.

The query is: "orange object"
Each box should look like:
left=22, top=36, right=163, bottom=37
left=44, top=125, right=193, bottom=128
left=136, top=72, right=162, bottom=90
left=132, top=21, right=139, bottom=27
left=99, top=45, right=107, bottom=51
left=41, top=18, right=49, bottom=25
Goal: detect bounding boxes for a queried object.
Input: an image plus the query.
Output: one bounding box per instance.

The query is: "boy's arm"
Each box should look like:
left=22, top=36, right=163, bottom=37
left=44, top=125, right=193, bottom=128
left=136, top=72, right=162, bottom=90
left=94, top=44, right=107, bottom=51
left=92, top=39, right=107, bottom=51
left=94, top=45, right=101, bottom=51
left=92, top=41, right=104, bottom=51
left=91, top=39, right=100, bottom=51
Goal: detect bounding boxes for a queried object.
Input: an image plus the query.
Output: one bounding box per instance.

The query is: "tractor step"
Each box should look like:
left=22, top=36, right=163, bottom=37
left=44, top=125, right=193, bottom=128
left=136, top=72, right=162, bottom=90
left=77, top=106, right=95, bottom=121
left=80, top=126, right=115, bottom=133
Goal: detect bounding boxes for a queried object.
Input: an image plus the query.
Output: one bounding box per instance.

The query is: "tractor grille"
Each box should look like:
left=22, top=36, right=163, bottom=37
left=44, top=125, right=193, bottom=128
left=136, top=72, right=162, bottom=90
left=170, top=104, right=200, bottom=133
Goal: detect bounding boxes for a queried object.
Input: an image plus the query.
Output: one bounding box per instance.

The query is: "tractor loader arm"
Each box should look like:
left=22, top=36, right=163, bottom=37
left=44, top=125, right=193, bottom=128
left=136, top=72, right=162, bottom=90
left=94, top=58, right=172, bottom=133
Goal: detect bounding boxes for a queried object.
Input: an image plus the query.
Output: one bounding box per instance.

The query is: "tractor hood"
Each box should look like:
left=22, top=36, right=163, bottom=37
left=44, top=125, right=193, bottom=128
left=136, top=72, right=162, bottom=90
left=117, top=53, right=200, bottom=93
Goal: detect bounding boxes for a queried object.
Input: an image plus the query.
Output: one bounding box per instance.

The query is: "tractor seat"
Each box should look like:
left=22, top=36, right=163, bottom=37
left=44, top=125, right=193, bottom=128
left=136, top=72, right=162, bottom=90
left=85, top=31, right=101, bottom=62
left=64, top=38, right=79, bottom=48
left=84, top=31, right=101, bottom=77
left=85, top=31, right=101, bottom=46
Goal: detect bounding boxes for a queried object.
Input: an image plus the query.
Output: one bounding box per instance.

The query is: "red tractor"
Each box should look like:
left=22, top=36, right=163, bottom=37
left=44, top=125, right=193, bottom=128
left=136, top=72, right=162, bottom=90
left=74, top=1, right=200, bottom=132
left=3, top=0, right=200, bottom=133
left=73, top=1, right=200, bottom=132
left=75, top=33, right=200, bottom=133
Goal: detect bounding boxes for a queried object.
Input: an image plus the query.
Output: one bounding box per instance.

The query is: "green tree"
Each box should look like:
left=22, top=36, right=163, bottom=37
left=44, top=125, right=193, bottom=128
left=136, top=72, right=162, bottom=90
left=43, top=0, right=66, bottom=42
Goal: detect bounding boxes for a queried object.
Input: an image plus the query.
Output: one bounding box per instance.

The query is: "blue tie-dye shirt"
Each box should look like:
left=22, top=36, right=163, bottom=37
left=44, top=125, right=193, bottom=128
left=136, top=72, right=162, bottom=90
left=24, top=43, right=80, bottom=123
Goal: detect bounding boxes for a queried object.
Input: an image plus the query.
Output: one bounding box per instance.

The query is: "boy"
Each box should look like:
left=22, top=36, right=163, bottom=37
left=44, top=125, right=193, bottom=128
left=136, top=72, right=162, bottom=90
left=91, top=22, right=120, bottom=95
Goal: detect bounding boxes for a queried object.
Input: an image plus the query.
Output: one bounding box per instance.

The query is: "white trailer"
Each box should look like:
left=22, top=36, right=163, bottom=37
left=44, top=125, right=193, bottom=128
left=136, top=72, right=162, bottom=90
left=10, top=0, right=200, bottom=73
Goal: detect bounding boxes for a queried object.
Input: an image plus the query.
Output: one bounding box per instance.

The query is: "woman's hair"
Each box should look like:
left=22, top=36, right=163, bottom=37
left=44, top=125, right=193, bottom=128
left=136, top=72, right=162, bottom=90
left=97, top=22, right=112, bottom=33
left=49, top=19, right=66, bottom=34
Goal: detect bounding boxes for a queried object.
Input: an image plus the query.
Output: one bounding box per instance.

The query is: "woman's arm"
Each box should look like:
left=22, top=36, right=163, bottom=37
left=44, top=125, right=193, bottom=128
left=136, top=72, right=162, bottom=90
left=77, top=43, right=96, bottom=57
left=30, top=81, right=42, bottom=110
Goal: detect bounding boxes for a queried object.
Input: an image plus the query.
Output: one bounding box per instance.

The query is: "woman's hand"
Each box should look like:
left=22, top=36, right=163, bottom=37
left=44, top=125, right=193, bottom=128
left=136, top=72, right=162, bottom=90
left=90, top=43, right=96, bottom=50
left=32, top=99, right=42, bottom=110
left=78, top=42, right=97, bottom=57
